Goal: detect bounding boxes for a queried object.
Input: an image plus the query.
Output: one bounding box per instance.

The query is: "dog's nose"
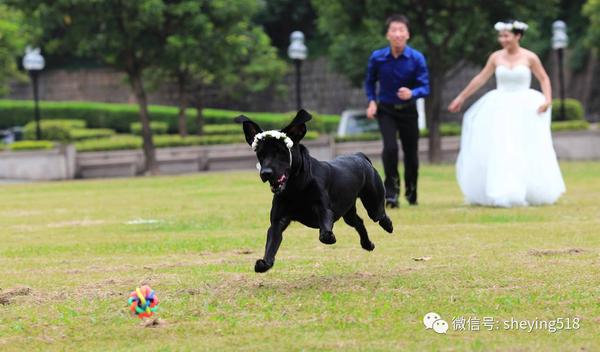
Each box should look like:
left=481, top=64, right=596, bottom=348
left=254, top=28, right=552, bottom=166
left=260, top=167, right=273, bottom=182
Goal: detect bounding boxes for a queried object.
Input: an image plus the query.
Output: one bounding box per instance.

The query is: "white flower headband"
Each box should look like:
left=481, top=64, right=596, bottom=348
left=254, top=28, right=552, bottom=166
left=494, top=21, right=528, bottom=32
left=251, top=130, right=294, bottom=169
left=251, top=130, right=293, bottom=151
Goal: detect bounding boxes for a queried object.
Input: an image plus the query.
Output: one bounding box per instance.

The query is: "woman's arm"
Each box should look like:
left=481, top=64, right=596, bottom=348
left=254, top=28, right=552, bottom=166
left=448, top=52, right=497, bottom=112
left=530, top=52, right=553, bottom=113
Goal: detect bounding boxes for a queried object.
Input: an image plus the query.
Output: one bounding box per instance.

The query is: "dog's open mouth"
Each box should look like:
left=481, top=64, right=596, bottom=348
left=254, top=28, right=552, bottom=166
left=269, top=173, right=288, bottom=194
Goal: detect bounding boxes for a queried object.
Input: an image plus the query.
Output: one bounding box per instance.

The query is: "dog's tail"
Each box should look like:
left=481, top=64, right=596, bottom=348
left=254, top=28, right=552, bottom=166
left=356, top=152, right=373, bottom=165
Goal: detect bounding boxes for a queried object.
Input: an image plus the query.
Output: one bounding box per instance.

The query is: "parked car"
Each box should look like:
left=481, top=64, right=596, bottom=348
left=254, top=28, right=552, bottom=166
left=337, top=98, right=426, bottom=137
left=0, top=127, right=24, bottom=144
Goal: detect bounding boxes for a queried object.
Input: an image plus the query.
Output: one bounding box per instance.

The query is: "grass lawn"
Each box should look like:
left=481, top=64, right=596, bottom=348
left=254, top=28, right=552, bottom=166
left=0, top=162, right=599, bottom=351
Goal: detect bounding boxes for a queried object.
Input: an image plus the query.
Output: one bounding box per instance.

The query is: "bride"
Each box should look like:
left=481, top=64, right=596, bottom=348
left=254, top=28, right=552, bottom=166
left=448, top=20, right=566, bottom=207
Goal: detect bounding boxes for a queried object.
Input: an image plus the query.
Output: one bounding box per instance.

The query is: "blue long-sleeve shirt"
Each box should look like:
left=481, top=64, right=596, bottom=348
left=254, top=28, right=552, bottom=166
left=365, top=45, right=430, bottom=105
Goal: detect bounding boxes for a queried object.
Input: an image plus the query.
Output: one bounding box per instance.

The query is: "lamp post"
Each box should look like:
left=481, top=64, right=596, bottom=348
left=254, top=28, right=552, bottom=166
left=552, top=21, right=568, bottom=121
left=22, top=46, right=45, bottom=140
left=287, top=31, right=308, bottom=111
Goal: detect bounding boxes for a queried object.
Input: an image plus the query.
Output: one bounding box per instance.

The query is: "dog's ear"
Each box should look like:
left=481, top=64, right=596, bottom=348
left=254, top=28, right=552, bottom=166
left=281, top=109, right=312, bottom=143
left=234, top=115, right=263, bottom=146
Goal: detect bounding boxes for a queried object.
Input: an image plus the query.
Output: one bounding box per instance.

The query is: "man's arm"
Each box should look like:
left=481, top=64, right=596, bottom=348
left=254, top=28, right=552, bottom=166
left=410, top=54, right=430, bottom=99
left=365, top=52, right=379, bottom=119
left=365, top=52, right=378, bottom=103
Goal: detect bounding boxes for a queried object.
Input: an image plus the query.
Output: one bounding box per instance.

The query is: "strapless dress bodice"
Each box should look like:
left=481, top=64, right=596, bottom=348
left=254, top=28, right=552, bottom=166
left=495, top=65, right=531, bottom=92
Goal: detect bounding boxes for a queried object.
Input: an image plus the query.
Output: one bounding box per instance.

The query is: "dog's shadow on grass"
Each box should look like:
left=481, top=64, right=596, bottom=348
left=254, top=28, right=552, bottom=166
left=183, top=267, right=418, bottom=298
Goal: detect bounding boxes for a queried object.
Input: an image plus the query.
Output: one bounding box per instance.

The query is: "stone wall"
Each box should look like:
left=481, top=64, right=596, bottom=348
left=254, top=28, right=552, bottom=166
left=0, top=145, right=75, bottom=180
left=2, top=130, right=598, bottom=181
left=8, top=54, right=598, bottom=121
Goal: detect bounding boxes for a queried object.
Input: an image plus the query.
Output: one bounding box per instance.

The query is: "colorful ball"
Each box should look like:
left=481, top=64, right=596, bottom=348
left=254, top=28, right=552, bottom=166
left=127, top=285, right=159, bottom=318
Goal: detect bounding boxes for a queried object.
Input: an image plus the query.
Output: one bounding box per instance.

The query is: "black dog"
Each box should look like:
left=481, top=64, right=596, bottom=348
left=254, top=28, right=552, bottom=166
left=235, top=109, right=393, bottom=273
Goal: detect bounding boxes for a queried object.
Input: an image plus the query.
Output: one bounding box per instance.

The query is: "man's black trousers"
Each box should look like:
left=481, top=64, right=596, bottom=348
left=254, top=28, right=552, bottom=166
left=376, top=102, right=419, bottom=201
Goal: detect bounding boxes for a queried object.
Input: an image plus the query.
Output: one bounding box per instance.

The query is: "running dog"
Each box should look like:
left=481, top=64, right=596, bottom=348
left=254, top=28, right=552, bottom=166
left=235, top=109, right=393, bottom=273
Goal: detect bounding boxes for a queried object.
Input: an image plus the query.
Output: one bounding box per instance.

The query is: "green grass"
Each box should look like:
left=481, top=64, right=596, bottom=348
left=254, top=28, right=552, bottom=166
left=3, top=140, right=56, bottom=151
left=0, top=162, right=599, bottom=351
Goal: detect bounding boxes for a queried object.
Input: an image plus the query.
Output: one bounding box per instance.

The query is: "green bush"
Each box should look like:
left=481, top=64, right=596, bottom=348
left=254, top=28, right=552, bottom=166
left=0, top=99, right=340, bottom=133
left=74, top=135, right=142, bottom=152
left=334, top=120, right=590, bottom=143
left=23, top=119, right=87, bottom=141
left=75, top=131, right=320, bottom=152
left=551, top=98, right=585, bottom=121
left=4, top=140, right=55, bottom=151
left=420, top=123, right=462, bottom=138
left=335, top=132, right=381, bottom=143
left=202, top=124, right=241, bottom=135
left=153, top=134, right=244, bottom=148
left=335, top=123, right=463, bottom=142
left=22, top=119, right=116, bottom=142
left=200, top=123, right=322, bottom=136
left=130, top=121, right=169, bottom=136
left=37, top=119, right=86, bottom=129
left=551, top=120, right=590, bottom=132
left=70, top=128, right=116, bottom=140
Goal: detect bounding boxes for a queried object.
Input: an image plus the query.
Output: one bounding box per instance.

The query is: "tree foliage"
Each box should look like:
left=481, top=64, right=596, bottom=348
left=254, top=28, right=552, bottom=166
left=145, top=0, right=286, bottom=135
left=0, top=4, right=28, bottom=96
left=312, top=0, right=559, bottom=161
left=255, top=0, right=329, bottom=56
left=583, top=0, right=600, bottom=50
left=7, top=0, right=286, bottom=171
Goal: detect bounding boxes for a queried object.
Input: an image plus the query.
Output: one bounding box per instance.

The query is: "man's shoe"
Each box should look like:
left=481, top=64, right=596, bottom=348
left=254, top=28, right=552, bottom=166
left=385, top=196, right=399, bottom=208
left=405, top=189, right=418, bottom=205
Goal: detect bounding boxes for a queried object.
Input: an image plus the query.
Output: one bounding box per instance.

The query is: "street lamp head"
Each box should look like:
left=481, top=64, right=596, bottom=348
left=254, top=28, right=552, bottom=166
left=552, top=20, right=568, bottom=49
left=552, top=20, right=566, bottom=32
left=287, top=31, right=308, bottom=61
left=22, top=46, right=45, bottom=71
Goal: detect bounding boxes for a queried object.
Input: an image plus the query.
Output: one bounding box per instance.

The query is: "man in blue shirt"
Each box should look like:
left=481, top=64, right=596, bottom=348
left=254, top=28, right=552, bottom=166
left=365, top=14, right=430, bottom=208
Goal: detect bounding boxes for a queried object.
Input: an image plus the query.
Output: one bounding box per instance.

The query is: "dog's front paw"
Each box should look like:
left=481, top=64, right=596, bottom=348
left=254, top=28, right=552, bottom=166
left=319, top=231, right=337, bottom=245
left=361, top=240, right=375, bottom=251
left=255, top=259, right=273, bottom=273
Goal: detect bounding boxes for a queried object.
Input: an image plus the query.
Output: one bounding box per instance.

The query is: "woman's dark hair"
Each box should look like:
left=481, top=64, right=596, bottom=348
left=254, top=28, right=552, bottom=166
left=385, top=14, right=410, bottom=32
left=505, top=19, right=525, bottom=38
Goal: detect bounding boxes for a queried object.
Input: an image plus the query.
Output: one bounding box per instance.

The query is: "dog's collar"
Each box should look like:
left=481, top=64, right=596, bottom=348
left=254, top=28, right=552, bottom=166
left=252, top=130, right=294, bottom=169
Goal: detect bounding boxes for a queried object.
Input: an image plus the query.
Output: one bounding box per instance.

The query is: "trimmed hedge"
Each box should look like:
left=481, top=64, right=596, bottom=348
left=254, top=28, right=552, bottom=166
left=551, top=119, right=590, bottom=132
left=335, top=123, right=462, bottom=142
left=4, top=140, right=55, bottom=151
left=203, top=124, right=241, bottom=135
left=70, top=128, right=116, bottom=140
left=551, top=98, right=585, bottom=121
left=0, top=99, right=340, bottom=133
left=420, top=123, right=462, bottom=138
left=29, top=119, right=86, bottom=129
left=130, top=121, right=168, bottom=136
left=22, top=119, right=116, bottom=141
left=23, top=119, right=86, bottom=141
left=334, top=121, right=589, bottom=142
left=335, top=132, right=382, bottom=143
left=75, top=131, right=320, bottom=152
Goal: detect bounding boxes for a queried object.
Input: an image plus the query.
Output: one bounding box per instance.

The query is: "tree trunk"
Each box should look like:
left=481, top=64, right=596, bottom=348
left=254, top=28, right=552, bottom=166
left=425, top=63, right=444, bottom=163
left=177, top=73, right=188, bottom=137
left=194, top=86, right=205, bottom=136
left=129, top=72, right=158, bottom=175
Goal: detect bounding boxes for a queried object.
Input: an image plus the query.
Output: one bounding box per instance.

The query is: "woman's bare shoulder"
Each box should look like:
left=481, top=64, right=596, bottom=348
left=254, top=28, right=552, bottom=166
left=487, top=50, right=503, bottom=64
left=521, top=48, right=540, bottom=61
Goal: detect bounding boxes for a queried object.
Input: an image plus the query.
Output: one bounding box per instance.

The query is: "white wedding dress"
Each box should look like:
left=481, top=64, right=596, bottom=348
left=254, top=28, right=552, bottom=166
left=456, top=65, right=566, bottom=207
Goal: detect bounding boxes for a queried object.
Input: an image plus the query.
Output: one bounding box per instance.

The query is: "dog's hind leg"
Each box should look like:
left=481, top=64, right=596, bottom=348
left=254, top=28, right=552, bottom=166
left=343, top=205, right=375, bottom=251
left=359, top=170, right=393, bottom=234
